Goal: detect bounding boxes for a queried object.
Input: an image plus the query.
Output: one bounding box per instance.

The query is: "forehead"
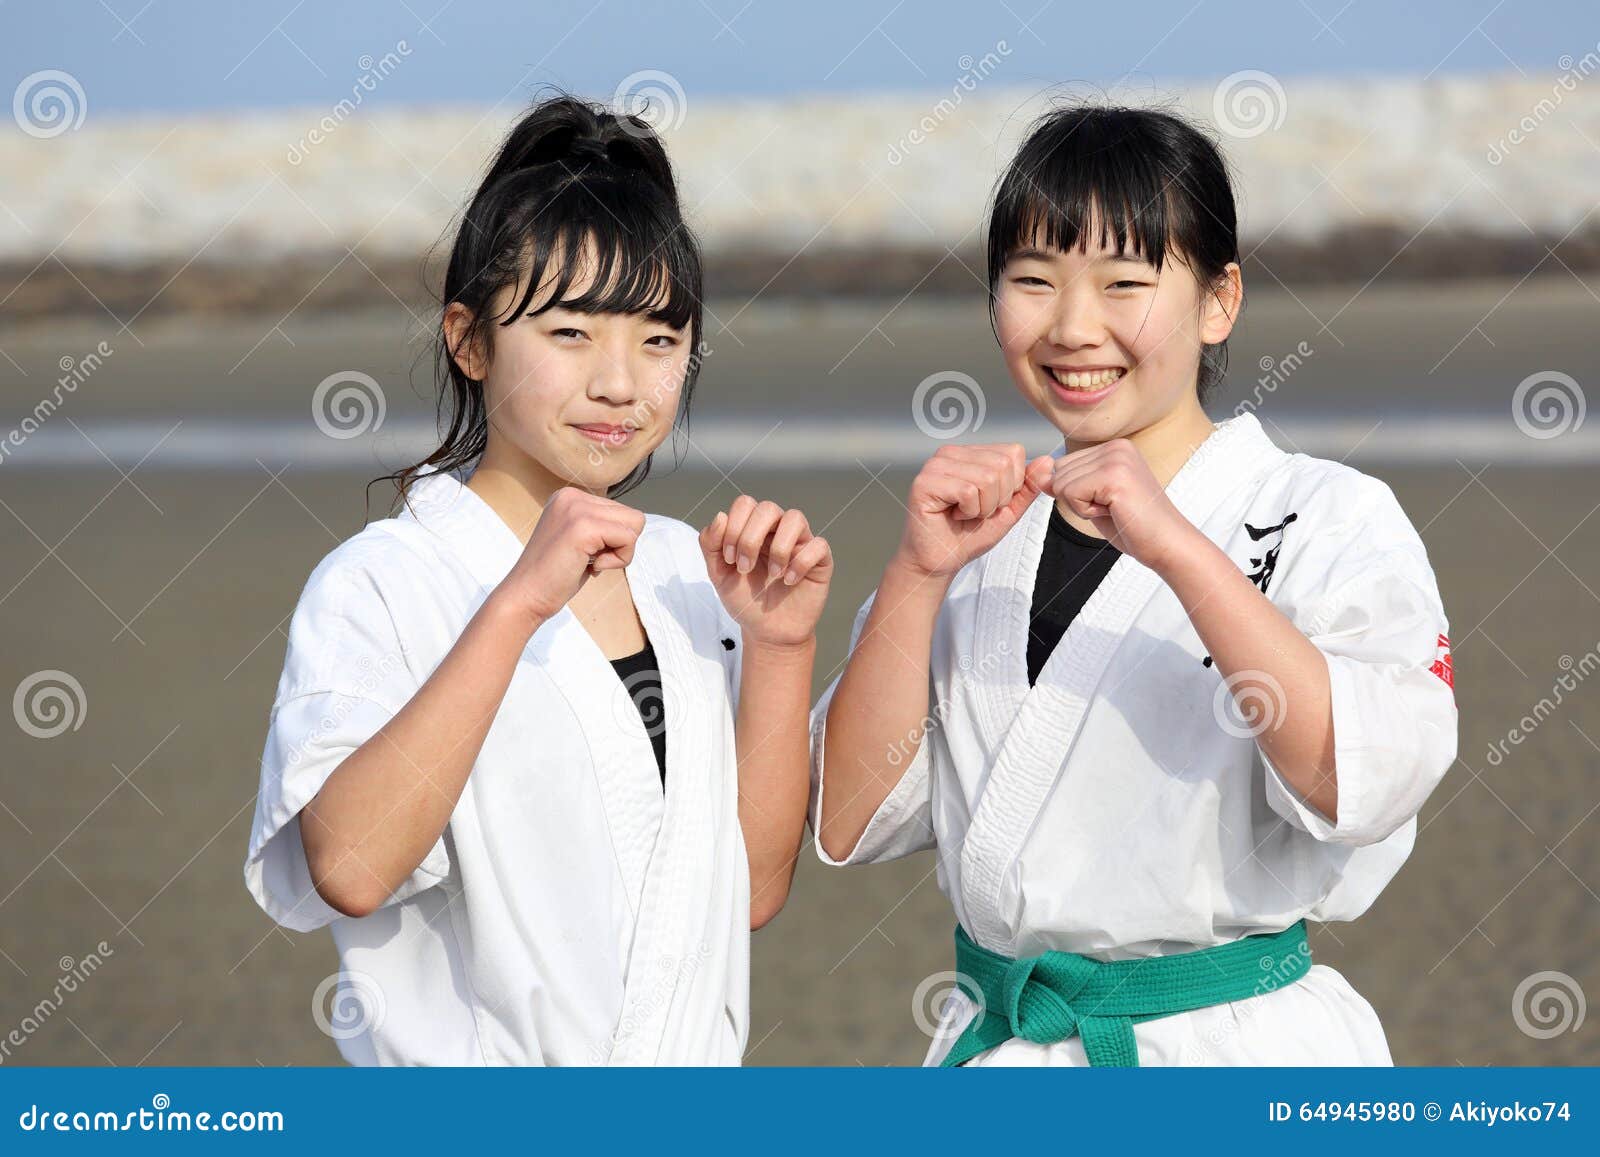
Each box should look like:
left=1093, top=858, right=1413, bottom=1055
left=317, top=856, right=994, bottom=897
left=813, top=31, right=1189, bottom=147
left=1004, top=200, right=1155, bottom=261
left=511, top=232, right=677, bottom=319
left=1005, top=240, right=1154, bottom=269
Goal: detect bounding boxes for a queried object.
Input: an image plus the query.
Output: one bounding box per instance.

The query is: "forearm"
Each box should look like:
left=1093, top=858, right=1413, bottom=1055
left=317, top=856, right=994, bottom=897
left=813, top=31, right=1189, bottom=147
left=735, top=638, right=816, bottom=928
left=1157, top=529, right=1339, bottom=821
left=817, top=558, right=948, bottom=861
left=299, top=592, right=542, bottom=915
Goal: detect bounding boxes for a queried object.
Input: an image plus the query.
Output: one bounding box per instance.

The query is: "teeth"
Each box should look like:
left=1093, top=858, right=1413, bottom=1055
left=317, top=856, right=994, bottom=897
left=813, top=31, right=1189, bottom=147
left=1052, top=367, right=1124, bottom=391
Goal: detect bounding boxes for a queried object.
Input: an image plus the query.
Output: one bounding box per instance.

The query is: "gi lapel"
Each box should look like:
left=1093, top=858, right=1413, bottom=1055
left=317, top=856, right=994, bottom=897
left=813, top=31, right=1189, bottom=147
left=958, top=413, right=1282, bottom=950
left=603, top=525, right=720, bottom=1064
left=402, top=470, right=710, bottom=1061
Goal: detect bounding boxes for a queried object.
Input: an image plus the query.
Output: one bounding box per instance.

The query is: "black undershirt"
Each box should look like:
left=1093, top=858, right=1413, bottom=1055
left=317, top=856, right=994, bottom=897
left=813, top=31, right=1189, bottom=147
left=609, top=641, right=668, bottom=786
left=1026, top=504, right=1122, bottom=685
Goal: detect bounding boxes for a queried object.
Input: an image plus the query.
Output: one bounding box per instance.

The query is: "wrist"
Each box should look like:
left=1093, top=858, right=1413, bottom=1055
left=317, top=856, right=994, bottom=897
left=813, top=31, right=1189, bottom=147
left=481, top=587, right=552, bottom=640
left=885, top=550, right=958, bottom=594
left=740, top=635, right=817, bottom=665
left=1147, top=522, right=1223, bottom=586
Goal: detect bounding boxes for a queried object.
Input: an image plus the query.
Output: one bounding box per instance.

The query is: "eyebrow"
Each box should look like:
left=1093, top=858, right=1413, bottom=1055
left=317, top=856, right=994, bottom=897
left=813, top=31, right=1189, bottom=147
left=1007, top=246, right=1150, bottom=266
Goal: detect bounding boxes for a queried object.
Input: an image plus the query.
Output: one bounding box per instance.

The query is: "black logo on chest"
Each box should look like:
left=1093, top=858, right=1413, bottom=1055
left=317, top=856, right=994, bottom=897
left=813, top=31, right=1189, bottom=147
left=1202, top=512, right=1298, bottom=668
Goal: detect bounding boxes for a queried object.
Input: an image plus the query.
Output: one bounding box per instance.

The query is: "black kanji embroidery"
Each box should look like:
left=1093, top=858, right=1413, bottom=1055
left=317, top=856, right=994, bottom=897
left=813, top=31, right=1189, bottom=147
left=1202, top=512, right=1298, bottom=667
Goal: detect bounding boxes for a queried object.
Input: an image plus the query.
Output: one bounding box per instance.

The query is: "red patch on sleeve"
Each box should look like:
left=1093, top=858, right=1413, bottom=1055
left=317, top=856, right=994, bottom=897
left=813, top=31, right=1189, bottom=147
left=1429, top=633, right=1453, bottom=689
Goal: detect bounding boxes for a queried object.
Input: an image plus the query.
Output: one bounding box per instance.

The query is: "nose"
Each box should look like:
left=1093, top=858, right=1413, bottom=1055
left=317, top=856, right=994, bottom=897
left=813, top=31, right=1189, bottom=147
left=1044, top=289, right=1108, bottom=351
left=585, top=346, right=638, bottom=407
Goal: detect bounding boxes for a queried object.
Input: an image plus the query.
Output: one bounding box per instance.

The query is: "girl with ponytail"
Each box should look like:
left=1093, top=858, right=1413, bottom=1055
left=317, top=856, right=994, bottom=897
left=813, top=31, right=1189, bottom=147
left=245, top=94, right=829, bottom=1066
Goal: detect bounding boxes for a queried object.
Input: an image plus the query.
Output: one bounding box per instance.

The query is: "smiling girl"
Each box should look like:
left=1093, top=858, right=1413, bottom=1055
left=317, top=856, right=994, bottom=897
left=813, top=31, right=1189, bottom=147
left=244, top=95, right=830, bottom=1065
left=810, top=105, right=1457, bottom=1066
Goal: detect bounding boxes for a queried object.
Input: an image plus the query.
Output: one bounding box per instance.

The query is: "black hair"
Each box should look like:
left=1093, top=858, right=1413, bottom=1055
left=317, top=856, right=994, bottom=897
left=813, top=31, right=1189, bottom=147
left=372, top=92, right=704, bottom=513
left=985, top=103, right=1241, bottom=404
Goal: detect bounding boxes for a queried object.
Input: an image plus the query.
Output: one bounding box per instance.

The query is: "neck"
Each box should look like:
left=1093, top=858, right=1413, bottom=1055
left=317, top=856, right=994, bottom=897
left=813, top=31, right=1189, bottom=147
left=1064, top=397, right=1218, bottom=489
left=465, top=436, right=607, bottom=546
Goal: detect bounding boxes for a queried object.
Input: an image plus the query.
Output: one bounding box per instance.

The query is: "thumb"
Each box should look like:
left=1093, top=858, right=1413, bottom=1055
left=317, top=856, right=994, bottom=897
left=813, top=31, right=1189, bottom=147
left=999, top=457, right=1052, bottom=524
left=699, top=511, right=728, bottom=563
left=1023, top=455, right=1055, bottom=497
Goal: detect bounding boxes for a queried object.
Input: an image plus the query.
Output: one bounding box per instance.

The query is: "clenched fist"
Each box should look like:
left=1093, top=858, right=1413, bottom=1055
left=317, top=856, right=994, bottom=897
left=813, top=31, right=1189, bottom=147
left=498, top=487, right=646, bottom=623
left=894, top=444, right=1055, bottom=579
left=1051, top=439, right=1198, bottom=572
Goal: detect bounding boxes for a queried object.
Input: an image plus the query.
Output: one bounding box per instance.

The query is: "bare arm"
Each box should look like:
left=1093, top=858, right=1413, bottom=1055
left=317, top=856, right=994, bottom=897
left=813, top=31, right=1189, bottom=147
left=735, top=638, right=818, bottom=928
left=817, top=445, right=1055, bottom=863
left=700, top=498, right=835, bottom=928
left=1156, top=527, right=1338, bottom=821
left=1053, top=437, right=1337, bottom=822
left=816, top=559, right=950, bottom=861
left=300, top=487, right=646, bottom=918
left=298, top=592, right=543, bottom=917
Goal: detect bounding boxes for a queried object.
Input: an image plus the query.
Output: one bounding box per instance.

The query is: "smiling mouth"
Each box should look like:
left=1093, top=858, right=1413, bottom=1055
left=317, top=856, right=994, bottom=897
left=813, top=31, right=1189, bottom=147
left=573, top=423, right=635, bottom=445
left=1043, top=365, right=1127, bottom=391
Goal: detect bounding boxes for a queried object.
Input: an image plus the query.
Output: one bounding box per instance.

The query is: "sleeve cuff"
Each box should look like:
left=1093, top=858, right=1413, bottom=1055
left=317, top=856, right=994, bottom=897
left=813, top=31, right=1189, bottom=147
left=808, top=690, right=936, bottom=866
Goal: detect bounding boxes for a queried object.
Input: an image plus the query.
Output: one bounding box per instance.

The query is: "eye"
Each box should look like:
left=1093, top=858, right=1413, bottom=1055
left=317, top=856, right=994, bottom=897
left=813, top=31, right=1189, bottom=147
left=1011, top=275, right=1051, bottom=288
left=1108, top=279, right=1150, bottom=290
left=644, top=334, right=680, bottom=349
left=550, top=326, right=587, bottom=340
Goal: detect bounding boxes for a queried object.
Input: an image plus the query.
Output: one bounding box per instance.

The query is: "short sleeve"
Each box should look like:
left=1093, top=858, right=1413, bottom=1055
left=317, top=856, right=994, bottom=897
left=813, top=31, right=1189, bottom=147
left=244, top=550, right=451, bottom=932
left=808, top=590, right=938, bottom=866
left=1259, top=477, right=1458, bottom=848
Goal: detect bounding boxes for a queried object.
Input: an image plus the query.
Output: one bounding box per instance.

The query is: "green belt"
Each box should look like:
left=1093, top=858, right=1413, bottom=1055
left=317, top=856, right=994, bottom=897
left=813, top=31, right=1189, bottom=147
left=940, top=920, right=1313, bottom=1067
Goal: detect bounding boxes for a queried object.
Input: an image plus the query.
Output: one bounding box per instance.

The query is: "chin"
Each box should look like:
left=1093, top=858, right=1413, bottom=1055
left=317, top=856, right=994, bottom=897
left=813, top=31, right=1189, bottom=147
left=1026, top=392, right=1119, bottom=440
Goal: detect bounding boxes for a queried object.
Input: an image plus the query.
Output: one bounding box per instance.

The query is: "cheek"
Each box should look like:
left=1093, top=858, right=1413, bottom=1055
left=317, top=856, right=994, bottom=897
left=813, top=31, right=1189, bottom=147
left=1119, top=293, right=1195, bottom=365
left=483, top=334, right=575, bottom=413
left=994, top=292, right=1045, bottom=355
left=640, top=357, right=686, bottom=413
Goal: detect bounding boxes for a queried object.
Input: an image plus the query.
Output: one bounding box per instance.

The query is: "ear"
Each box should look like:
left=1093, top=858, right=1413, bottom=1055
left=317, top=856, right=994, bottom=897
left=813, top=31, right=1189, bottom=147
left=1200, top=262, right=1243, bottom=345
left=443, top=302, right=489, bottom=381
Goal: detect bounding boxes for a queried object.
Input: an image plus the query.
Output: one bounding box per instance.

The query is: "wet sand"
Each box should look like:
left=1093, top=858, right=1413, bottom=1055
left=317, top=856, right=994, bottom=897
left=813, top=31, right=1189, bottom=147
left=1, top=459, right=1597, bottom=1066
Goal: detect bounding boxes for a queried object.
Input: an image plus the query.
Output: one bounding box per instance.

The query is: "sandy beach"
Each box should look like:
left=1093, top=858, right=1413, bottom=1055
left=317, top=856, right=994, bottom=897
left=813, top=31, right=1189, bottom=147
left=2, top=282, right=1597, bottom=1065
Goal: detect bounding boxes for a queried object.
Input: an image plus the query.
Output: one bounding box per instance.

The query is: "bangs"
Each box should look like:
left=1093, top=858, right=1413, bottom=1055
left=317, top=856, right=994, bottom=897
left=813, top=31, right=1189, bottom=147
left=495, top=171, right=701, bottom=333
left=986, top=110, right=1192, bottom=288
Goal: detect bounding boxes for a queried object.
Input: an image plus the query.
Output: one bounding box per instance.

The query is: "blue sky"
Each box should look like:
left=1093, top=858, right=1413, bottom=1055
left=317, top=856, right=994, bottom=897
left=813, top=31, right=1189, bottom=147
left=2, top=0, right=1584, bottom=115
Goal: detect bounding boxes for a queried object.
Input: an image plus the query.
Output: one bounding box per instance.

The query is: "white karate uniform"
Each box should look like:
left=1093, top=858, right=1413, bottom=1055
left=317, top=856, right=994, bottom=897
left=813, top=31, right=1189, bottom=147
left=809, top=411, right=1457, bottom=1066
left=244, top=466, right=750, bottom=1066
